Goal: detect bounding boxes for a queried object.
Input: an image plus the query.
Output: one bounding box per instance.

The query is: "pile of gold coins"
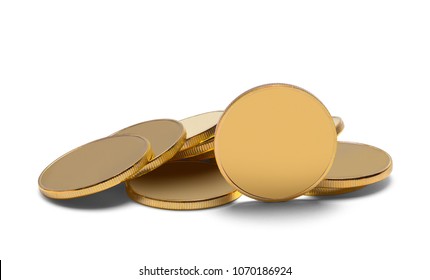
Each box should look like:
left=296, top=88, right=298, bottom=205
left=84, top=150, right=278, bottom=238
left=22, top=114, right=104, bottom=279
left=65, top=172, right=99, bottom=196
left=39, top=84, right=393, bottom=210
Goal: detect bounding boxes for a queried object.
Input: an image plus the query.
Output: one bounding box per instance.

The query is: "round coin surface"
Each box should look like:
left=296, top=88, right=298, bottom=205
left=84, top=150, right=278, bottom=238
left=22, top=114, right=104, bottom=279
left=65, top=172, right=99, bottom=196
left=39, top=135, right=152, bottom=199
left=215, top=83, right=337, bottom=202
left=113, top=119, right=186, bottom=177
left=318, top=142, right=392, bottom=188
left=126, top=161, right=241, bottom=210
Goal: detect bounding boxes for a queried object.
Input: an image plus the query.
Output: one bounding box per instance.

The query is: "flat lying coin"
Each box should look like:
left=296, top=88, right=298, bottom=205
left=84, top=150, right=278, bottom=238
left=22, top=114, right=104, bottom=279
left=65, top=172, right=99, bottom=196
left=126, top=161, right=241, bottom=210
left=333, top=116, right=345, bottom=135
left=39, top=135, right=152, bottom=199
left=113, top=119, right=186, bottom=177
left=318, top=141, right=392, bottom=188
left=179, top=111, right=223, bottom=150
left=305, top=186, right=365, bottom=196
left=215, top=83, right=337, bottom=202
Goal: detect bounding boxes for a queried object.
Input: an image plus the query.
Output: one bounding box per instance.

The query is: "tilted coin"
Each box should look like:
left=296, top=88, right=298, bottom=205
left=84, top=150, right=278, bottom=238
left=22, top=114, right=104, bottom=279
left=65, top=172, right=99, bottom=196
left=113, top=119, right=186, bottom=177
left=179, top=111, right=223, bottom=150
left=39, top=135, right=152, bottom=199
left=333, top=116, right=345, bottom=135
left=173, top=138, right=214, bottom=160
left=318, top=141, right=392, bottom=189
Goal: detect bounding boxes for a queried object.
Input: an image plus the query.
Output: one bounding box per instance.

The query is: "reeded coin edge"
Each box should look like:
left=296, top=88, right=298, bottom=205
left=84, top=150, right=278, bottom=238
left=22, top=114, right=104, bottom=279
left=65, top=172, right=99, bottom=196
left=319, top=163, right=393, bottom=189
left=180, top=127, right=215, bottom=151
left=173, top=139, right=214, bottom=160
left=183, top=150, right=215, bottom=161
left=215, top=83, right=338, bottom=202
left=39, top=136, right=153, bottom=200
left=125, top=184, right=242, bottom=210
left=319, top=142, right=393, bottom=188
left=305, top=186, right=366, bottom=196
left=179, top=111, right=223, bottom=151
left=131, top=130, right=187, bottom=178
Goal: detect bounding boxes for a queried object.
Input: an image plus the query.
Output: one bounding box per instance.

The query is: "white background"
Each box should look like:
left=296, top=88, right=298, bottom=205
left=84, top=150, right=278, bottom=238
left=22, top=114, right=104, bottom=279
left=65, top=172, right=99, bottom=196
left=1, top=1, right=429, bottom=279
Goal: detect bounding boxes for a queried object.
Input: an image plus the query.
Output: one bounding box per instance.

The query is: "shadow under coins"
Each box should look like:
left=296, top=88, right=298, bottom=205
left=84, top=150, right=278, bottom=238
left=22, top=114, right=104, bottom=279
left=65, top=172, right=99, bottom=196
left=219, top=177, right=393, bottom=219
left=40, top=182, right=132, bottom=210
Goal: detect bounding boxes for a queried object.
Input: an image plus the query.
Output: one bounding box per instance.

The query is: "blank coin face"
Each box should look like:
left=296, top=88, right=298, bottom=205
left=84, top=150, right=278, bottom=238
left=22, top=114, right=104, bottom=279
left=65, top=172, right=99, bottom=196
left=112, top=119, right=186, bottom=176
left=215, top=83, right=337, bottom=202
left=39, top=135, right=152, bottom=199
left=319, top=142, right=393, bottom=188
left=126, top=161, right=241, bottom=210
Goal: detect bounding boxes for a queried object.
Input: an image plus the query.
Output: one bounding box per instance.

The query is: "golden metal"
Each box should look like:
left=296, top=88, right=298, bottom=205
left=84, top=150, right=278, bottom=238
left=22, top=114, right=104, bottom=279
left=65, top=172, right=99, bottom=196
left=215, top=83, right=337, bottom=202
left=333, top=116, right=344, bottom=134
left=179, top=111, right=223, bottom=150
left=126, top=161, right=241, bottom=210
left=318, top=141, right=392, bottom=188
left=112, top=119, right=186, bottom=177
left=173, top=138, right=214, bottom=160
left=184, top=149, right=215, bottom=161
left=39, top=135, right=153, bottom=199
left=305, top=186, right=365, bottom=196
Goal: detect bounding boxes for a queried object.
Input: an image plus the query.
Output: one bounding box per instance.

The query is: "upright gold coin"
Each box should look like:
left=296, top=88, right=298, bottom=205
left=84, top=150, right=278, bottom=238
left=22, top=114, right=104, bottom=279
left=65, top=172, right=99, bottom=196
left=126, top=161, right=241, bottom=210
left=215, top=83, right=337, bottom=202
left=179, top=111, right=223, bottom=150
left=113, top=119, right=186, bottom=177
left=333, top=116, right=345, bottom=135
left=39, top=135, right=153, bottom=199
left=318, top=142, right=393, bottom=189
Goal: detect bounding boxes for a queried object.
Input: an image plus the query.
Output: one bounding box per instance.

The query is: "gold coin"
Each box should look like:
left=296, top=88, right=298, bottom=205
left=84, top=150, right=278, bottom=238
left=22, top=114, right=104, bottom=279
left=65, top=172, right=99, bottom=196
left=126, top=161, right=241, bottom=210
left=39, top=135, right=153, bottom=199
left=179, top=111, right=223, bottom=150
left=113, top=119, right=186, bottom=177
left=318, top=141, right=393, bottom=188
left=333, top=116, right=345, bottom=134
left=184, top=149, right=215, bottom=161
left=173, top=138, right=214, bottom=160
left=305, top=186, right=365, bottom=196
left=215, top=83, right=337, bottom=202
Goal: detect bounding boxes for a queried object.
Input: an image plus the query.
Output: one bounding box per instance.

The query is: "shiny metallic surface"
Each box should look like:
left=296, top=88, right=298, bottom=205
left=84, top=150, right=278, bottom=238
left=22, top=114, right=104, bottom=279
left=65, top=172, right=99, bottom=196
left=333, top=116, right=345, bottom=135
left=39, top=135, right=152, bottom=199
left=126, top=161, right=241, bottom=210
left=113, top=119, right=186, bottom=177
left=215, top=83, right=337, bottom=202
left=179, top=111, right=223, bottom=150
left=319, top=142, right=392, bottom=188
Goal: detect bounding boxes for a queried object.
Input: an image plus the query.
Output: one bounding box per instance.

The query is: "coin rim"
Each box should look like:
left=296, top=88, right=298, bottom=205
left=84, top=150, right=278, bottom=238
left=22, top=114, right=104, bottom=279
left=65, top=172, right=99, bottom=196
left=179, top=111, right=223, bottom=151
left=125, top=161, right=241, bottom=210
left=39, top=135, right=153, bottom=199
left=214, top=83, right=337, bottom=202
left=319, top=141, right=393, bottom=189
left=112, top=119, right=186, bottom=178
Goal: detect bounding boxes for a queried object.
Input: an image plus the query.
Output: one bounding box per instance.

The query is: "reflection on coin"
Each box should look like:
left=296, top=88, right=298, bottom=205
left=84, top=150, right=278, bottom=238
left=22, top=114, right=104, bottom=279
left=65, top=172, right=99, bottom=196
left=319, top=142, right=392, bottom=188
left=173, top=138, right=214, bottom=160
left=39, top=135, right=152, bottom=199
left=179, top=111, right=223, bottom=150
left=215, top=83, right=337, bottom=202
left=305, top=186, right=365, bottom=196
left=126, top=161, right=241, bottom=210
left=184, top=149, right=215, bottom=161
left=333, top=116, right=345, bottom=135
left=113, top=119, right=186, bottom=177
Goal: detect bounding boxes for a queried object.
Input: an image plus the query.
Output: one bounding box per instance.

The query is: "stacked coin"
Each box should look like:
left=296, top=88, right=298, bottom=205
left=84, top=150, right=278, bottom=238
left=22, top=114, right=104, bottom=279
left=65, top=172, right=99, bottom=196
left=39, top=83, right=392, bottom=210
